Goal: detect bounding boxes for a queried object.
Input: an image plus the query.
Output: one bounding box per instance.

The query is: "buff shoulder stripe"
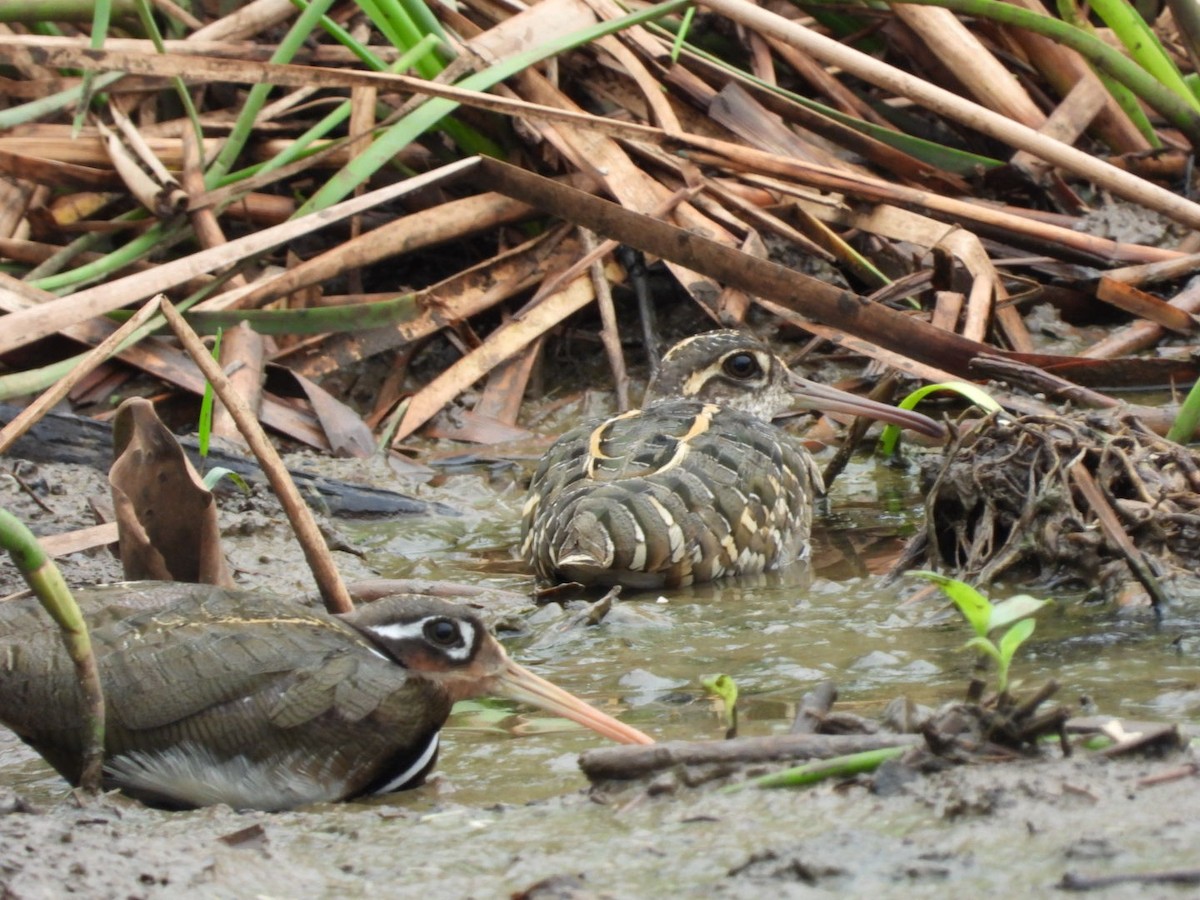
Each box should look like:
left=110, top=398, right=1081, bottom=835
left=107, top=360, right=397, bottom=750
left=585, top=409, right=642, bottom=478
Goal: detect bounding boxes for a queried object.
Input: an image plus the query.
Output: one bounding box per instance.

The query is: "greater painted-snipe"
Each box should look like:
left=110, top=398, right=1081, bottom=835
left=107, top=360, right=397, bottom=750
left=0, top=582, right=652, bottom=810
left=521, top=330, right=943, bottom=588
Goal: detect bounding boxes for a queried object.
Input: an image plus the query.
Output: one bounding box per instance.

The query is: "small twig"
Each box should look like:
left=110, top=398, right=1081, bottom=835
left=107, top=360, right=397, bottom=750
left=1068, top=459, right=1170, bottom=612
left=790, top=680, right=838, bottom=734
left=160, top=299, right=353, bottom=614
left=1060, top=868, right=1200, bottom=891
left=579, top=733, right=922, bottom=781
left=1136, top=763, right=1198, bottom=787
left=1009, top=678, right=1060, bottom=721
left=582, top=227, right=631, bottom=411
left=614, top=247, right=660, bottom=383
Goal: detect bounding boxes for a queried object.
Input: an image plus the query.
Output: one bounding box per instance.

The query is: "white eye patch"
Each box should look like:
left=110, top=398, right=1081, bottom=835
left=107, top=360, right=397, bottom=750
left=367, top=617, right=475, bottom=663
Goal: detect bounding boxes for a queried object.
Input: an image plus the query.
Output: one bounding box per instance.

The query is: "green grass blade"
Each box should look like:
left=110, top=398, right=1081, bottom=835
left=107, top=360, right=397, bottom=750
left=207, top=0, right=340, bottom=185
left=653, top=22, right=1004, bottom=173
left=299, top=0, right=693, bottom=213
left=184, top=293, right=419, bottom=335
left=727, top=746, right=909, bottom=790
left=878, top=381, right=1000, bottom=455
left=197, top=328, right=223, bottom=458
left=0, top=72, right=125, bottom=130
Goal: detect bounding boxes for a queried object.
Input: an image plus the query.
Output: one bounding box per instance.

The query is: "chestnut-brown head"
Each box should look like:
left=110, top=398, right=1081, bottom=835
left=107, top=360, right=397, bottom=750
left=343, top=596, right=652, bottom=745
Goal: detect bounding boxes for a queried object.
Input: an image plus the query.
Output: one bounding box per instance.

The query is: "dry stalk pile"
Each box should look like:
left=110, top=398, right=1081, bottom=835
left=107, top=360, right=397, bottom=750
left=920, top=413, right=1200, bottom=597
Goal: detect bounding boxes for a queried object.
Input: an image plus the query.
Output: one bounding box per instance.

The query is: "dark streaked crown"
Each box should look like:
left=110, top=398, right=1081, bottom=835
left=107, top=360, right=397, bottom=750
left=643, top=330, right=792, bottom=420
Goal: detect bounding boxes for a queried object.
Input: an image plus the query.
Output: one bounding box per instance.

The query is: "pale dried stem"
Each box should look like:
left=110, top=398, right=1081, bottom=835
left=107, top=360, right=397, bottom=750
left=159, top=299, right=353, bottom=615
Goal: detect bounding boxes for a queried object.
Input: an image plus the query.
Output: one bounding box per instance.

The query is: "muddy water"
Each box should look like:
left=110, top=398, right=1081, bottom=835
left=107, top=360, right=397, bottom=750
left=2, top=449, right=1199, bottom=897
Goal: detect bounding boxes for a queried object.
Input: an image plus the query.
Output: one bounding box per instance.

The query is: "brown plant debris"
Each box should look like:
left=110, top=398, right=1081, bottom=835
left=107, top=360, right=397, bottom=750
left=917, top=412, right=1200, bottom=600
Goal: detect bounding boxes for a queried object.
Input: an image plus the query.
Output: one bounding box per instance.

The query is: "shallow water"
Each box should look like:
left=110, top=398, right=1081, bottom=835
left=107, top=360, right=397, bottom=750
left=4, top=448, right=1196, bottom=811
left=248, top=450, right=1200, bottom=806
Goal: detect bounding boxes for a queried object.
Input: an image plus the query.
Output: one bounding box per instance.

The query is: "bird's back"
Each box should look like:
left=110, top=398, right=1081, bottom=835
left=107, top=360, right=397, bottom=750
left=521, top=400, right=822, bottom=587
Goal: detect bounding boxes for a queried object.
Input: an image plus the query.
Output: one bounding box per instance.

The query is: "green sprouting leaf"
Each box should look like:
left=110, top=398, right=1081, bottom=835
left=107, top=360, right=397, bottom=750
left=909, top=571, right=992, bottom=637
left=201, top=467, right=250, bottom=493
left=964, top=636, right=1002, bottom=665
left=995, top=618, right=1037, bottom=694
left=998, top=618, right=1037, bottom=668
left=1167, top=375, right=1200, bottom=444
left=879, top=382, right=1001, bottom=455
left=701, top=673, right=738, bottom=708
left=702, top=673, right=739, bottom=735
left=988, top=594, right=1048, bottom=633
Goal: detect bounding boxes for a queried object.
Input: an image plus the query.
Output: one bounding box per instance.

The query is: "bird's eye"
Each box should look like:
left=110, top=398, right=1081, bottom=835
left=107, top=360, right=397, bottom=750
left=423, top=618, right=464, bottom=647
left=722, top=352, right=761, bottom=379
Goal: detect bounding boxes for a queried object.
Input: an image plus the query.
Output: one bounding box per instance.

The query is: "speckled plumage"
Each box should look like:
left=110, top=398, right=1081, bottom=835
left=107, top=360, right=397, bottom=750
left=521, top=330, right=942, bottom=589
left=521, top=332, right=824, bottom=588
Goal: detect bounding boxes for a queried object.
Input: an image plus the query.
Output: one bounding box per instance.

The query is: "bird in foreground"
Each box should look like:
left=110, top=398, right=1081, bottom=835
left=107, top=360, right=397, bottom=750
left=521, top=330, right=945, bottom=589
left=0, top=582, right=652, bottom=811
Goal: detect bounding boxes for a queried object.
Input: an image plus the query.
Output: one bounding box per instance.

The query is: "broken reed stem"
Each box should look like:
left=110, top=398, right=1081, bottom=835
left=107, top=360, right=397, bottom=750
left=159, top=299, right=354, bottom=614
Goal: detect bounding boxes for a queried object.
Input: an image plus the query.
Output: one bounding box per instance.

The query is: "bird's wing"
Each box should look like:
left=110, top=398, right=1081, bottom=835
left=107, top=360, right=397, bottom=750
left=101, top=610, right=392, bottom=732
left=0, top=590, right=394, bottom=736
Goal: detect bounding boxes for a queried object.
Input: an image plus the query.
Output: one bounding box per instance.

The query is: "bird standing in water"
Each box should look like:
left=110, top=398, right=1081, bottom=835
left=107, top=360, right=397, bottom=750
left=521, top=330, right=943, bottom=588
left=0, top=582, right=651, bottom=811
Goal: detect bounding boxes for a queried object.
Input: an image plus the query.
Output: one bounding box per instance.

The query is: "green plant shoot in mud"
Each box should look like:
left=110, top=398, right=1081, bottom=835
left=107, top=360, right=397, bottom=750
left=701, top=673, right=738, bottom=739
left=197, top=327, right=221, bottom=459
left=0, top=507, right=105, bottom=792
left=194, top=328, right=249, bottom=494
left=910, top=571, right=1048, bottom=695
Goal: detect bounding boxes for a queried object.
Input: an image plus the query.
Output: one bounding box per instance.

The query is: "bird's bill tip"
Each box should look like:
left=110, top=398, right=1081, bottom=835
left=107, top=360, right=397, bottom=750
left=787, top=375, right=946, bottom=438
left=494, top=662, right=654, bottom=745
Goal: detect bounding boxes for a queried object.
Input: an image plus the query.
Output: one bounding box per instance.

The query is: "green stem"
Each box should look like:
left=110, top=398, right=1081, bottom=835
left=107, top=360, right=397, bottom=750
left=29, top=219, right=189, bottom=293
left=0, top=509, right=105, bottom=794
left=725, top=745, right=909, bottom=790
left=1087, top=0, right=1199, bottom=111
left=1057, top=0, right=1160, bottom=146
